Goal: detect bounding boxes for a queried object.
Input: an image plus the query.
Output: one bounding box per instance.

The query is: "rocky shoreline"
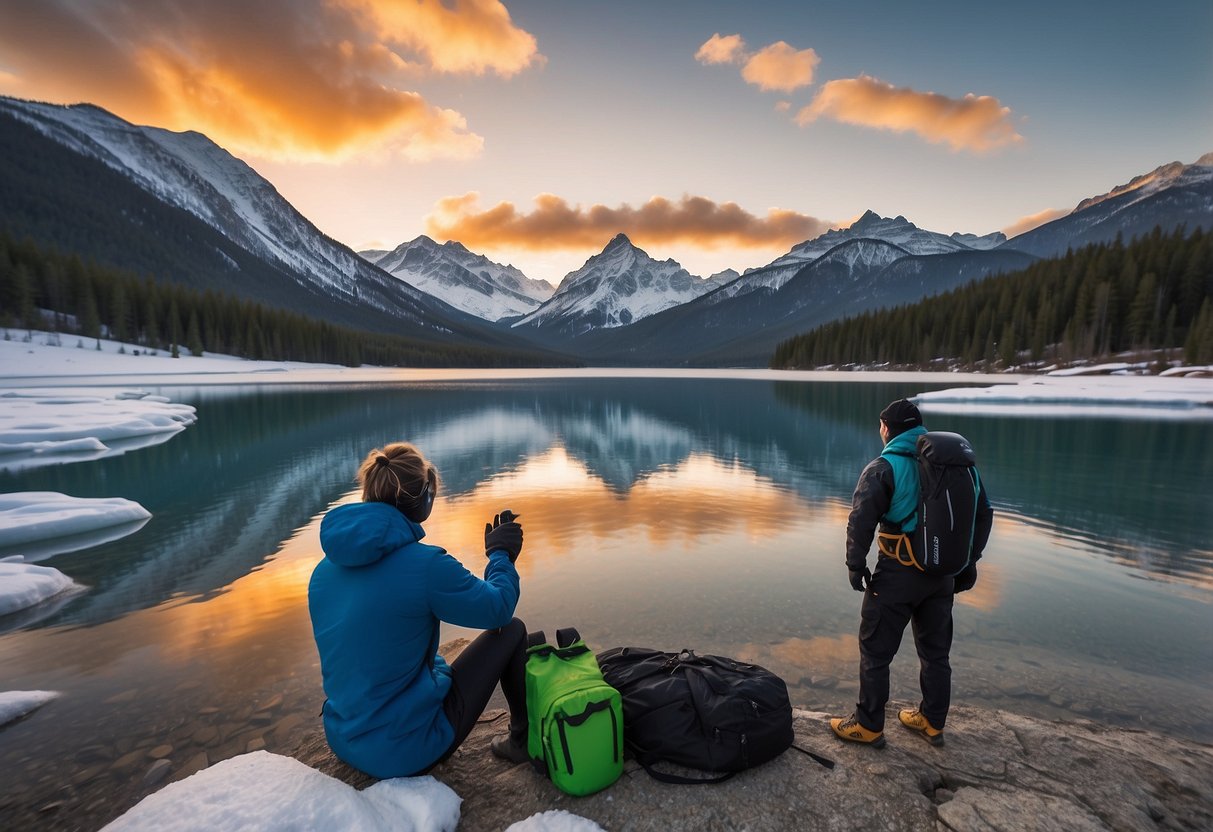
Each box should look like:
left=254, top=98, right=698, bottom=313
left=288, top=639, right=1213, bottom=832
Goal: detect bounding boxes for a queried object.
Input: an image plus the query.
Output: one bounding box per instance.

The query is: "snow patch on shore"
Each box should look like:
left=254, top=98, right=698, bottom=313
left=916, top=375, right=1213, bottom=419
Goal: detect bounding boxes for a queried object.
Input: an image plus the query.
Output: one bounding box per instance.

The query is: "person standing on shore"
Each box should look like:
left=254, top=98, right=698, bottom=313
left=830, top=399, right=993, bottom=748
left=308, top=442, right=531, bottom=779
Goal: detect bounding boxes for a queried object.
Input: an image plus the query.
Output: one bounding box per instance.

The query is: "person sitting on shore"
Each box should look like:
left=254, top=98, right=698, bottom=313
left=307, top=442, right=530, bottom=778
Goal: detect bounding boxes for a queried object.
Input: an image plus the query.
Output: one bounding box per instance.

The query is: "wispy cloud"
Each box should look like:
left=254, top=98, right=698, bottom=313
left=796, top=74, right=1023, bottom=153
left=695, top=33, right=819, bottom=93
left=1002, top=207, right=1069, bottom=237
left=0, top=0, right=541, bottom=162
left=425, top=192, right=835, bottom=251
left=695, top=33, right=747, bottom=66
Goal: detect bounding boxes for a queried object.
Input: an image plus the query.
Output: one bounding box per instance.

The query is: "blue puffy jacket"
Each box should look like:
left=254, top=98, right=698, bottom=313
left=308, top=501, right=520, bottom=778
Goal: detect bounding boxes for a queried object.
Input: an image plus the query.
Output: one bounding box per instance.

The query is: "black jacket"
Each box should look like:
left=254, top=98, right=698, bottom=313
left=845, top=456, right=993, bottom=573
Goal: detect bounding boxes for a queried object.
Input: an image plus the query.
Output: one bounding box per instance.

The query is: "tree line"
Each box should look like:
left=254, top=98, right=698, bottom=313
left=770, top=226, right=1213, bottom=371
left=0, top=232, right=568, bottom=368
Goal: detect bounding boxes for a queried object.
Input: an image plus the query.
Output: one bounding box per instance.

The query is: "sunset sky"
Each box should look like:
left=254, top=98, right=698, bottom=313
left=1, top=0, right=1211, bottom=284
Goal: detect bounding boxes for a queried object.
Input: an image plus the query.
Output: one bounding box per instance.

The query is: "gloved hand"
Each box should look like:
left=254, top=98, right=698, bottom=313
left=953, top=564, right=977, bottom=593
left=484, top=510, right=523, bottom=563
left=848, top=566, right=872, bottom=592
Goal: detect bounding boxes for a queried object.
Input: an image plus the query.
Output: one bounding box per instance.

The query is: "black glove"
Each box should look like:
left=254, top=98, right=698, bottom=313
left=484, top=511, right=523, bottom=563
left=848, top=566, right=872, bottom=592
left=953, top=564, right=977, bottom=593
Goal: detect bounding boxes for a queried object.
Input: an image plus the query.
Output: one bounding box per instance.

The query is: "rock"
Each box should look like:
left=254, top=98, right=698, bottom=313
left=257, top=693, right=284, bottom=712
left=105, top=689, right=138, bottom=705
left=1048, top=692, right=1069, bottom=708
left=245, top=737, right=266, bottom=753
left=112, top=749, right=146, bottom=773
left=198, top=706, right=220, bottom=716
left=147, top=745, right=172, bottom=760
left=172, top=751, right=210, bottom=782
left=192, top=725, right=219, bottom=745
left=142, top=759, right=171, bottom=787
left=269, top=713, right=308, bottom=744
left=292, top=702, right=1213, bottom=831
left=249, top=711, right=275, bottom=726
left=811, top=675, right=840, bottom=690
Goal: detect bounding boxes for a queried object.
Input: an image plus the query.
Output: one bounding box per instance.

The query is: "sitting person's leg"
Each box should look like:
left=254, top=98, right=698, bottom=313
left=439, top=618, right=529, bottom=763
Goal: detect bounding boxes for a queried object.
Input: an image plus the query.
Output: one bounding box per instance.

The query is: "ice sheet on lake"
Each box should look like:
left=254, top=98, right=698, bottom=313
left=0, top=493, right=151, bottom=562
left=0, top=558, right=81, bottom=617
left=916, top=375, right=1213, bottom=419
left=100, top=751, right=461, bottom=832
left=0, top=389, right=197, bottom=472
left=0, top=690, right=61, bottom=728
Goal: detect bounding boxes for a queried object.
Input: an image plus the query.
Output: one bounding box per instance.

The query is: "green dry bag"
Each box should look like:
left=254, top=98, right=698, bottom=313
left=525, top=627, right=624, bottom=796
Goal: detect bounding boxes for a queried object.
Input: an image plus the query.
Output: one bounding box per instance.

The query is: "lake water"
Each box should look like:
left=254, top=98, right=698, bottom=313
left=2, top=372, right=1211, bottom=829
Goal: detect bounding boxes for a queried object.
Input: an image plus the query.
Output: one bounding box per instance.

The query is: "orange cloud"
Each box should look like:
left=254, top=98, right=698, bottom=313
left=425, top=192, right=835, bottom=251
left=796, top=74, right=1024, bottom=153
left=0, top=0, right=541, bottom=162
left=741, top=41, right=820, bottom=93
left=1002, top=207, right=1069, bottom=237
left=697, top=34, right=819, bottom=93
left=695, top=33, right=748, bottom=65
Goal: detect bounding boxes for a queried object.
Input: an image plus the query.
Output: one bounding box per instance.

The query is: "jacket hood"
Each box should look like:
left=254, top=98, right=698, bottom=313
left=319, top=501, right=426, bottom=568
left=883, top=424, right=927, bottom=455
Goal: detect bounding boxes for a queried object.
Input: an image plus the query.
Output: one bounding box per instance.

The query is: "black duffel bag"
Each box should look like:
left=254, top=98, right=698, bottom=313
left=597, top=647, right=795, bottom=783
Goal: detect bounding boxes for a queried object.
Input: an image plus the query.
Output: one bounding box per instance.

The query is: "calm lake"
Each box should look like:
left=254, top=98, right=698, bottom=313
left=2, top=372, right=1211, bottom=829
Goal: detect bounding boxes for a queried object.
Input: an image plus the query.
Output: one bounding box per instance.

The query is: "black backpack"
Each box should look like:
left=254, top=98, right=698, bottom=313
left=596, top=647, right=795, bottom=783
left=904, top=431, right=982, bottom=576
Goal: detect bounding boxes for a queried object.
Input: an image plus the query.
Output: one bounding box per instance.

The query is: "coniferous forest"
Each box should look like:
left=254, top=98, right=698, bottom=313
left=770, top=227, right=1213, bottom=371
left=0, top=232, right=573, bottom=368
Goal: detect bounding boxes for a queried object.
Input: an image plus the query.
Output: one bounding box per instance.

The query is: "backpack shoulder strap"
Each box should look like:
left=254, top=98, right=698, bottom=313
left=637, top=759, right=734, bottom=785
left=556, top=627, right=581, bottom=649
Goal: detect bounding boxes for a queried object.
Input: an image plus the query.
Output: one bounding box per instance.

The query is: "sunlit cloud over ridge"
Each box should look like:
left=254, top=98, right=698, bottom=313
left=796, top=74, right=1024, bottom=153
left=0, top=0, right=541, bottom=162
left=696, top=33, right=819, bottom=93
left=1002, top=207, right=1070, bottom=237
left=425, top=192, right=835, bottom=251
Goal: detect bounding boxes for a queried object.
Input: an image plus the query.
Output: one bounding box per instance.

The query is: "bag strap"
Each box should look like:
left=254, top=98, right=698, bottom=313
left=789, top=743, right=835, bottom=770
left=637, top=759, right=735, bottom=785
left=526, top=630, right=547, bottom=649
left=556, top=627, right=581, bottom=649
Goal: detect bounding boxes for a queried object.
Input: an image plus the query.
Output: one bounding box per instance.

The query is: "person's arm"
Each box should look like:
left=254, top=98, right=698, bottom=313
left=845, top=458, right=894, bottom=573
left=426, top=549, right=519, bottom=630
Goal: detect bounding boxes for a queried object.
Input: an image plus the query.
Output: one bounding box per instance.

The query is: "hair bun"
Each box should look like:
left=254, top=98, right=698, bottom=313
left=375, top=454, right=391, bottom=467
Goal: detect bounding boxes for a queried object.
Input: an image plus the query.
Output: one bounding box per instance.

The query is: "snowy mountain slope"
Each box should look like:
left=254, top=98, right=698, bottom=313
left=1004, top=153, right=1213, bottom=258
left=513, top=234, right=731, bottom=334
left=701, top=210, right=1000, bottom=310
left=0, top=96, right=525, bottom=346
left=364, top=236, right=554, bottom=321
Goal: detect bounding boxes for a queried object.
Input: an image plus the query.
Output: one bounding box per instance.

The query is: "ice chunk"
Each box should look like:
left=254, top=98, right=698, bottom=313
left=0, top=493, right=151, bottom=561
left=100, top=751, right=461, bottom=832
left=506, top=811, right=607, bottom=832
left=0, top=560, right=78, bottom=617
left=0, top=690, right=61, bottom=727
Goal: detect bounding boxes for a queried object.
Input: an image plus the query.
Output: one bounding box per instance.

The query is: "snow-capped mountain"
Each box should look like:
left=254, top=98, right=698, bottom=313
left=1005, top=153, right=1213, bottom=257
left=704, top=211, right=1002, bottom=308
left=0, top=96, right=517, bottom=344
left=513, top=234, right=732, bottom=334
left=362, top=236, right=554, bottom=322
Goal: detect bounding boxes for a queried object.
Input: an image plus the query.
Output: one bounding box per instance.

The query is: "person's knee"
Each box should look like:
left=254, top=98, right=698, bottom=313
left=502, top=617, right=527, bottom=643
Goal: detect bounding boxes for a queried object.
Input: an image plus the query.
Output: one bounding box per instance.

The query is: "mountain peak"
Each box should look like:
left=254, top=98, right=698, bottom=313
left=1196, top=152, right=1213, bottom=167
left=605, top=232, right=633, bottom=250
left=853, top=209, right=883, bottom=227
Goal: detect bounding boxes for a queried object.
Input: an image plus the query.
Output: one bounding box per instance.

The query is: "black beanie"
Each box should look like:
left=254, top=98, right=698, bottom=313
left=880, top=399, right=922, bottom=437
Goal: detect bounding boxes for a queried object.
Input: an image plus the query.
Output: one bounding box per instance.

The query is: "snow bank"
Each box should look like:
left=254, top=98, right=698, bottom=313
left=0, top=690, right=60, bottom=728
left=101, top=751, right=461, bottom=832
left=0, top=493, right=150, bottom=561
left=0, top=559, right=79, bottom=617
left=0, top=389, right=197, bottom=472
left=916, top=375, right=1213, bottom=419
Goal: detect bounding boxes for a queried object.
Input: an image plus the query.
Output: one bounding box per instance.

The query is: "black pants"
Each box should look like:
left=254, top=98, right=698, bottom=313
left=435, top=617, right=528, bottom=765
left=855, top=561, right=954, bottom=732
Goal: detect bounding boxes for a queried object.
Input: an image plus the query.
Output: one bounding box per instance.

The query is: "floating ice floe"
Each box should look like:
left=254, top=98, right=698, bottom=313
left=100, top=751, right=461, bottom=832
left=916, top=375, right=1213, bottom=420
left=0, top=690, right=61, bottom=728
left=0, top=557, right=80, bottom=617
left=0, top=389, right=197, bottom=472
left=0, top=493, right=151, bottom=562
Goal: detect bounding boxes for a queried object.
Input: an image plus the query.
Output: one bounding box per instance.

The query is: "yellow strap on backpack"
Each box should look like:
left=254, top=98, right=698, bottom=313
left=877, top=532, right=923, bottom=571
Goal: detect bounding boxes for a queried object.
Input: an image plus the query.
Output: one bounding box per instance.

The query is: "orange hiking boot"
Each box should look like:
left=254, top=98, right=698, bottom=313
left=898, top=708, right=945, bottom=746
left=829, top=714, right=886, bottom=748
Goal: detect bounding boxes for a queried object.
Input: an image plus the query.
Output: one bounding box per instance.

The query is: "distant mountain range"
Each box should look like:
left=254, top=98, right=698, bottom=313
left=361, top=236, right=553, bottom=322
left=2, top=94, right=1209, bottom=366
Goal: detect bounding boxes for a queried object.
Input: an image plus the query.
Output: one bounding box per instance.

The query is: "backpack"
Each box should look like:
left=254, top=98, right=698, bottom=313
left=596, top=647, right=794, bottom=784
left=888, top=431, right=982, bottom=577
left=525, top=627, right=624, bottom=796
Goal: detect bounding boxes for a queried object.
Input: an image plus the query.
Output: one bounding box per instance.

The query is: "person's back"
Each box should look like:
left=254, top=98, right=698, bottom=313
left=308, top=443, right=528, bottom=780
